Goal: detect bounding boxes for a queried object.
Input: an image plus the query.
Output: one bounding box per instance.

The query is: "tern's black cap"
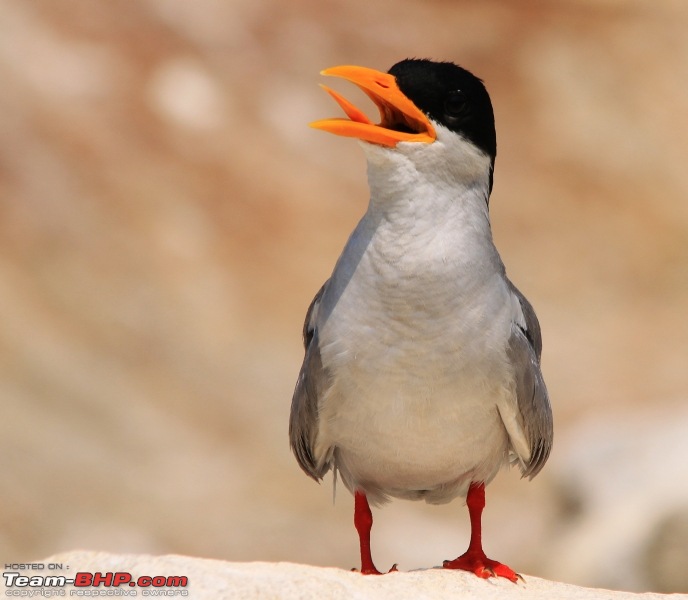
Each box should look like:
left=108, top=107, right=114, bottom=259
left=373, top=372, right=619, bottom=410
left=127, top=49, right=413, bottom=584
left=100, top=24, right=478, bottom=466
left=388, top=59, right=497, bottom=162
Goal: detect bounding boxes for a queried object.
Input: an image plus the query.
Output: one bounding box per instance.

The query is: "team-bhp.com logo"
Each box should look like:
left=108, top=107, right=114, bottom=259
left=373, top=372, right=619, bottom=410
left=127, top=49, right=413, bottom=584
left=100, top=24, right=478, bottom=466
left=3, top=569, right=189, bottom=597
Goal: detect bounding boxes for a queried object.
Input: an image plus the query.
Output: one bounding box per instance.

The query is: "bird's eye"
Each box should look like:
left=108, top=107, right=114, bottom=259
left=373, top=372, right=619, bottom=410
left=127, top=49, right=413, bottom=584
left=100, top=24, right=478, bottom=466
left=444, top=90, right=468, bottom=120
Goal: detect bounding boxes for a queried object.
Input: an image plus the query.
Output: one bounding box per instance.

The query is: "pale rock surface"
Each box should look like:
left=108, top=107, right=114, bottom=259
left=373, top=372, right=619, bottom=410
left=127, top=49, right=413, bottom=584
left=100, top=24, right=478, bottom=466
left=19, top=552, right=687, bottom=600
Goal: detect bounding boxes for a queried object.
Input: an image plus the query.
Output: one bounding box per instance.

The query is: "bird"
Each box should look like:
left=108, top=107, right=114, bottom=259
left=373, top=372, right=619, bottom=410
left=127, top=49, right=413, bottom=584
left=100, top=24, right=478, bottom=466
left=289, top=58, right=553, bottom=582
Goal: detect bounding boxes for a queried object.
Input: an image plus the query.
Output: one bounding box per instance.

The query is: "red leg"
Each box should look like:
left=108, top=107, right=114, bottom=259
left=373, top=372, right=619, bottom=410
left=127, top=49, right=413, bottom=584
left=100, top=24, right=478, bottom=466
left=353, top=491, right=397, bottom=575
left=443, top=483, right=520, bottom=582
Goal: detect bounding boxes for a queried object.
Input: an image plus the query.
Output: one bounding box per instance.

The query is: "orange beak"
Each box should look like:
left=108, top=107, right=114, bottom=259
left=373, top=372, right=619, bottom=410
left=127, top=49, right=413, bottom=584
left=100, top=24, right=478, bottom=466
left=310, top=65, right=436, bottom=147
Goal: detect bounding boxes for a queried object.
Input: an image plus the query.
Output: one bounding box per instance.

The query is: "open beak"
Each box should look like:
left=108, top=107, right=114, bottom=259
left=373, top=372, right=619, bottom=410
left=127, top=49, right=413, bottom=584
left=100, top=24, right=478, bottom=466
left=310, top=65, right=436, bottom=147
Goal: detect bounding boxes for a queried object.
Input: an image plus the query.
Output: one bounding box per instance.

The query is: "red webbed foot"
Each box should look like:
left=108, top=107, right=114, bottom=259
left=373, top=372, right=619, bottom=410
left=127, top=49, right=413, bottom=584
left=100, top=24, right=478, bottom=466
left=352, top=563, right=399, bottom=575
left=443, top=482, right=523, bottom=583
left=443, top=550, right=520, bottom=583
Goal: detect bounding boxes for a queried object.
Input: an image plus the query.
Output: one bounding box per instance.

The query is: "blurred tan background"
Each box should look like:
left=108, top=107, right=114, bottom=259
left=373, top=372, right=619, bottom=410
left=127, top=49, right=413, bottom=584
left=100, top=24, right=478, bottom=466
left=1, top=0, right=687, bottom=594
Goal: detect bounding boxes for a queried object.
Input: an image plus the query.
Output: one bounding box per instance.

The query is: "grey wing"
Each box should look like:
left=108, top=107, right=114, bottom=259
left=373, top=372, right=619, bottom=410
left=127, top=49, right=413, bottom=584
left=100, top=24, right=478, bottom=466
left=506, top=281, right=553, bottom=479
left=289, top=282, right=330, bottom=481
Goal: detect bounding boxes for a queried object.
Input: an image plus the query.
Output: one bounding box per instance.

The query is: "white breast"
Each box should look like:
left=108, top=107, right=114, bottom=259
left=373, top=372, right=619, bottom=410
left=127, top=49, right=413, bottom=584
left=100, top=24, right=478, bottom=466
left=313, top=135, right=517, bottom=506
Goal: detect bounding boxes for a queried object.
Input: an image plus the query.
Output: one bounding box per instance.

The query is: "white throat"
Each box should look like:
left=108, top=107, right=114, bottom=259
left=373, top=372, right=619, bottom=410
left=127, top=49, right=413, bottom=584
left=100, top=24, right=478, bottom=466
left=318, top=123, right=503, bottom=333
left=357, top=123, right=497, bottom=267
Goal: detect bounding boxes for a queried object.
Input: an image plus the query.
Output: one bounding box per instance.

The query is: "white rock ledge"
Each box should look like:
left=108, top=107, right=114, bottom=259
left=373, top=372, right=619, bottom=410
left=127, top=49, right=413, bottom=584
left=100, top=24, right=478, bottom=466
left=16, top=552, right=686, bottom=600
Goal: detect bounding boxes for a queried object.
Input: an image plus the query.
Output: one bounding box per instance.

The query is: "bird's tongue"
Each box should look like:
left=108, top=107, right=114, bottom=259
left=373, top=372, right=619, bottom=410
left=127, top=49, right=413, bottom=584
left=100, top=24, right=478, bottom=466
left=319, top=85, right=373, bottom=125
